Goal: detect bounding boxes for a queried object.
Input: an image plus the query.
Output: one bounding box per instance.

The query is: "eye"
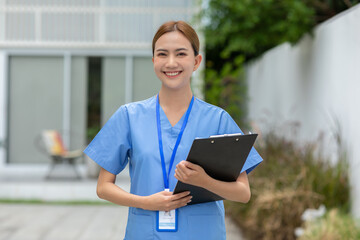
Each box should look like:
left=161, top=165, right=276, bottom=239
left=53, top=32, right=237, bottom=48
left=157, top=52, right=167, bottom=57
left=177, top=52, right=187, bottom=56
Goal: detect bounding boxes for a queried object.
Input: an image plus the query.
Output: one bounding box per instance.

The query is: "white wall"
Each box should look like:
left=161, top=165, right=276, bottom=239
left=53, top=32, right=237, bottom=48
left=246, top=4, right=360, bottom=218
left=0, top=51, right=6, bottom=167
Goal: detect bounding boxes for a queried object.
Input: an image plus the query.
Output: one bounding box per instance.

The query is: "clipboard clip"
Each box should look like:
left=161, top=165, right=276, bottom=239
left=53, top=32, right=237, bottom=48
left=209, top=133, right=243, bottom=143
left=209, top=133, right=242, bottom=138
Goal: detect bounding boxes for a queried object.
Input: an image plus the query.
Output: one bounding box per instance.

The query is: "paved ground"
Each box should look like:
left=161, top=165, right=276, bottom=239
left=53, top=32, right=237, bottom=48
left=0, top=204, right=127, bottom=240
left=0, top=204, right=244, bottom=240
left=0, top=164, right=245, bottom=240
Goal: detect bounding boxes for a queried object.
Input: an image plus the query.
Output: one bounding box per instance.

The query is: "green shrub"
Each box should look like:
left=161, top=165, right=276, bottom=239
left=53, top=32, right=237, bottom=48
left=299, top=209, right=360, bottom=240
left=225, top=131, right=350, bottom=240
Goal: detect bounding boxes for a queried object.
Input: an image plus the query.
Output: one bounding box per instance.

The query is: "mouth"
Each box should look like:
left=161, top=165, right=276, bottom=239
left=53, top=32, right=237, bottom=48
left=164, top=71, right=182, bottom=78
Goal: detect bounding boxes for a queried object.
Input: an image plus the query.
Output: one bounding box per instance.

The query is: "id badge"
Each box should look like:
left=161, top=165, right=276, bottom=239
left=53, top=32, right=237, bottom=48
left=156, top=209, right=178, bottom=232
left=156, top=189, right=178, bottom=232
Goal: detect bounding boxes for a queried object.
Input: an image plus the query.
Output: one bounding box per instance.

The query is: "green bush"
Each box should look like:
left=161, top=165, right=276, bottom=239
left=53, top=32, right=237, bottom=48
left=225, top=131, right=350, bottom=240
left=299, top=209, right=360, bottom=240
left=204, top=63, right=248, bottom=127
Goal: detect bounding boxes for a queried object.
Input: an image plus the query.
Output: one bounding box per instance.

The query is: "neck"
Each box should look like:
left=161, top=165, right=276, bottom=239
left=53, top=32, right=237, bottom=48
left=158, top=85, right=193, bottom=111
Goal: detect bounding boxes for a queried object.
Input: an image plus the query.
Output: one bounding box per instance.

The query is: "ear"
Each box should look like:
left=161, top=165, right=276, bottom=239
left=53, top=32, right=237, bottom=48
left=152, top=57, right=154, bottom=63
left=193, top=54, right=202, bottom=71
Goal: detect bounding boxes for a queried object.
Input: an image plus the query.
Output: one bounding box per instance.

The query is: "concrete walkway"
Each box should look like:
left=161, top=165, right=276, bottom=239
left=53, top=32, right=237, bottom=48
left=0, top=165, right=245, bottom=240
left=0, top=204, right=127, bottom=240
left=0, top=204, right=244, bottom=240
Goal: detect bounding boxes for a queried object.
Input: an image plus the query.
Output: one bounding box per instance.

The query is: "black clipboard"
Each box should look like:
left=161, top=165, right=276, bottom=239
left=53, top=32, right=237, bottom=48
left=173, top=133, right=258, bottom=204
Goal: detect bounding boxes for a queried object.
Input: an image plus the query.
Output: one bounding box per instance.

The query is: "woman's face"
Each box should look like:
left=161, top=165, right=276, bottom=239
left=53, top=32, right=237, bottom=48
left=152, top=31, right=202, bottom=91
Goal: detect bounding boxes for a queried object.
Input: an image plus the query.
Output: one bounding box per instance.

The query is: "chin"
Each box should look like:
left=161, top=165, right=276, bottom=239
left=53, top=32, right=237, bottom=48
left=163, top=82, right=189, bottom=91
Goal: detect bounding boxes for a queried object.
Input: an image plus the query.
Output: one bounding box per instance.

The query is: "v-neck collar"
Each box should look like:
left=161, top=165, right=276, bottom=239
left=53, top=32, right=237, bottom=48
left=159, top=104, right=186, bottom=130
left=156, top=95, right=196, bottom=130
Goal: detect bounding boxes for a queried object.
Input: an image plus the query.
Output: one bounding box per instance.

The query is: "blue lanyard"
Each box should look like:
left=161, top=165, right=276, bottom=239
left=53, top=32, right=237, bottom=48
left=156, top=94, right=194, bottom=189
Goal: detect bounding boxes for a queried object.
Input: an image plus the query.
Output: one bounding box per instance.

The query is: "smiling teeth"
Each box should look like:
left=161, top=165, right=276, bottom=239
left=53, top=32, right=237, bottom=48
left=166, top=72, right=180, bottom=76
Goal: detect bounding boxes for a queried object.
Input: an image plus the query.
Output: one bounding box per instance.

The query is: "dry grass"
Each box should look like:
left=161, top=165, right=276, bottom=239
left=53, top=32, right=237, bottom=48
left=299, top=209, right=360, bottom=240
left=225, top=131, right=350, bottom=240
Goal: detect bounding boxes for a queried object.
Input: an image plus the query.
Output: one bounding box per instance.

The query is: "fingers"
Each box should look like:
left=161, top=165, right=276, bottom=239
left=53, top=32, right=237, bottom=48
left=184, top=161, right=202, bottom=170
left=147, top=190, right=192, bottom=211
left=177, top=160, right=200, bottom=171
left=177, top=160, right=188, bottom=169
left=171, top=191, right=192, bottom=206
left=174, top=195, right=192, bottom=209
left=175, top=161, right=197, bottom=183
left=159, top=191, right=192, bottom=211
left=174, top=167, right=186, bottom=181
left=171, top=191, right=191, bottom=201
left=168, top=194, right=192, bottom=211
left=176, top=161, right=192, bottom=176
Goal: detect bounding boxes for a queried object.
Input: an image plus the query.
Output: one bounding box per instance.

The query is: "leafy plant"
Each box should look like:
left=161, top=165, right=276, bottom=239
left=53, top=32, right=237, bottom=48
left=225, top=131, right=350, bottom=240
left=298, top=209, right=360, bottom=240
left=199, top=2, right=358, bottom=239
left=201, top=0, right=360, bottom=127
left=204, top=57, right=248, bottom=127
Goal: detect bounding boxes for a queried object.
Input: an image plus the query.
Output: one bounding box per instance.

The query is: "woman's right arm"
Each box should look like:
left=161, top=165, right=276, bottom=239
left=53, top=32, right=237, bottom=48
left=96, top=167, right=192, bottom=211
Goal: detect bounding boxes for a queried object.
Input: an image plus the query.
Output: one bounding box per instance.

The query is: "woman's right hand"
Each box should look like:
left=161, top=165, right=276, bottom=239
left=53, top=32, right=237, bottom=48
left=142, top=191, right=192, bottom=211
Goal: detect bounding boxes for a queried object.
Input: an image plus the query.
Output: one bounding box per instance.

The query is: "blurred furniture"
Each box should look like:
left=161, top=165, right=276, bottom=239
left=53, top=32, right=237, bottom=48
left=36, top=130, right=83, bottom=179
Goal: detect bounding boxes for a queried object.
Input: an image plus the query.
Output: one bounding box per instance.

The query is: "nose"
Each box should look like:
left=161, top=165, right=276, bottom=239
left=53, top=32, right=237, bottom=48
left=165, top=55, right=178, bottom=68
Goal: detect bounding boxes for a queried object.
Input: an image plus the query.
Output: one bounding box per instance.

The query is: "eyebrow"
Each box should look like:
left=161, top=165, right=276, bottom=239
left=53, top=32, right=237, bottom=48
left=156, top=48, right=189, bottom=52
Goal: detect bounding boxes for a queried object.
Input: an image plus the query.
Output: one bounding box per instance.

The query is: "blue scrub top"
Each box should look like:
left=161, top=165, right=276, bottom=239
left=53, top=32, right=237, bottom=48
left=84, top=96, right=262, bottom=240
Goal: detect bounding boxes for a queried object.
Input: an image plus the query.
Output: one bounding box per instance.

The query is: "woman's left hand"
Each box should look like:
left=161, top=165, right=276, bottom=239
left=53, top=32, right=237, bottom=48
left=174, top=161, right=209, bottom=188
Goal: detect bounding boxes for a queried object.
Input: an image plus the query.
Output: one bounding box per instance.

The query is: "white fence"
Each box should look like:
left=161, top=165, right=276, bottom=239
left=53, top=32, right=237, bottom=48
left=246, top=4, right=360, bottom=218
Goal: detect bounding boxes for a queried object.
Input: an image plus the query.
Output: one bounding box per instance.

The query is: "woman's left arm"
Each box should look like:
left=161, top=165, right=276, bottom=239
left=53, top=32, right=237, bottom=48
left=174, top=161, right=251, bottom=203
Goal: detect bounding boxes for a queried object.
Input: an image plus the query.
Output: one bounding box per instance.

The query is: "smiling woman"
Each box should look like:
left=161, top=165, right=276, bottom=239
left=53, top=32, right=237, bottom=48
left=152, top=31, right=202, bottom=98
left=84, top=20, right=263, bottom=240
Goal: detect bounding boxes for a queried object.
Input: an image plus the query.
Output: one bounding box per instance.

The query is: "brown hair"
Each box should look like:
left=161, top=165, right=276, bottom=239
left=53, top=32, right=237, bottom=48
left=152, top=21, right=200, bottom=56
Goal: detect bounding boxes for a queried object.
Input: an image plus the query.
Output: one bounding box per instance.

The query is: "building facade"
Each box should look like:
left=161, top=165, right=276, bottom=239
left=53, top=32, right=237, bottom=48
left=0, top=0, right=203, bottom=167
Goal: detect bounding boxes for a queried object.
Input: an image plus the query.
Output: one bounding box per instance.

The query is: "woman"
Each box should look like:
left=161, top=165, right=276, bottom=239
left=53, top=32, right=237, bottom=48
left=84, top=20, right=262, bottom=240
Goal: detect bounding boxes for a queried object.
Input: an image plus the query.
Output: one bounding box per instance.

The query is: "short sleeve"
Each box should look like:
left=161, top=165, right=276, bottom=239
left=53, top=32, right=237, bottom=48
left=218, top=111, right=263, bottom=174
left=84, top=105, right=131, bottom=175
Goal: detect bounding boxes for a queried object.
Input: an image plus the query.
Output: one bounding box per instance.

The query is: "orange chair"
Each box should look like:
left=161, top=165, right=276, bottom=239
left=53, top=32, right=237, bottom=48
left=41, top=130, right=83, bottom=179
